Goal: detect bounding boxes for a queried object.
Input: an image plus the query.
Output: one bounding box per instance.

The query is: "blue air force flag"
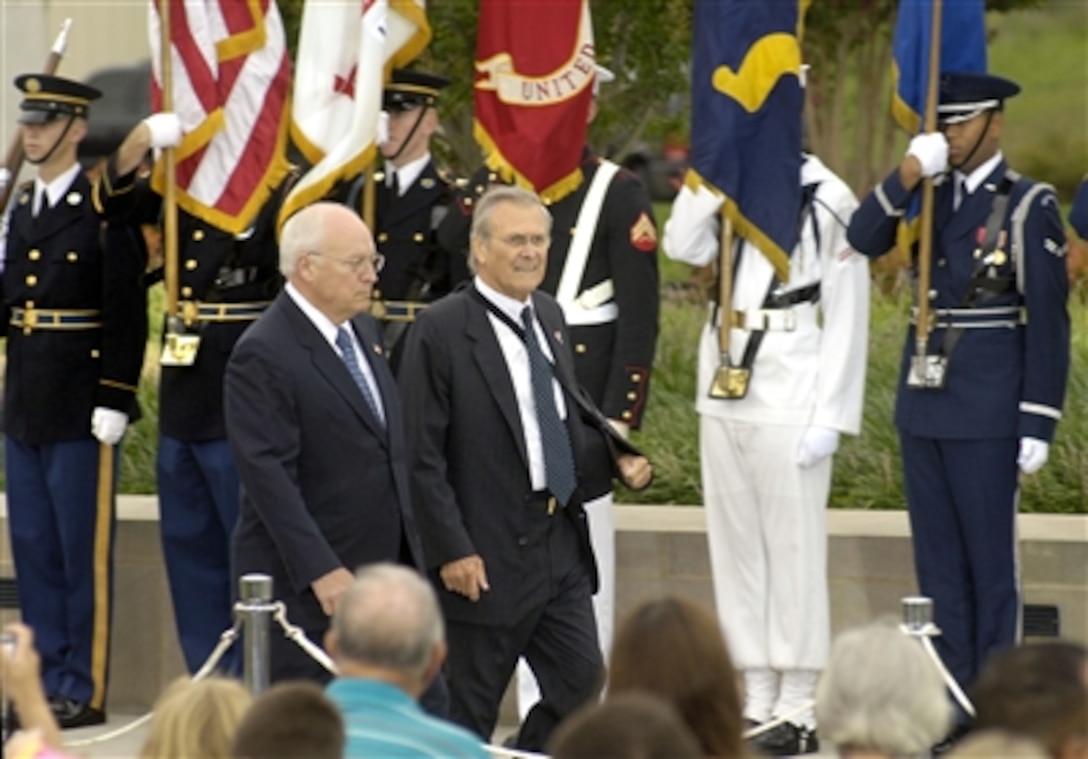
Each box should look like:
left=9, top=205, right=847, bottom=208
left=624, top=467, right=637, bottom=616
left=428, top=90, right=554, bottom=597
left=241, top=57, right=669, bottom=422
left=685, top=0, right=808, bottom=280
left=891, top=0, right=987, bottom=134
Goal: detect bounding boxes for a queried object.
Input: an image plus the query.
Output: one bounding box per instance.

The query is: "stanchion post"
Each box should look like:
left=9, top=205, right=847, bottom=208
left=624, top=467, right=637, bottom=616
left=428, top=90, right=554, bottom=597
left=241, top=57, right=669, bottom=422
left=239, top=573, right=275, bottom=695
left=901, top=595, right=937, bottom=636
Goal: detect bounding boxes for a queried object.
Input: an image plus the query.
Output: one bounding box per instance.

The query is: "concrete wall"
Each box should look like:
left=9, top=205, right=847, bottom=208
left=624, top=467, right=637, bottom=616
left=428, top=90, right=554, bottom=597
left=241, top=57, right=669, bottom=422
left=0, top=498, right=1085, bottom=712
left=1, top=0, right=149, bottom=184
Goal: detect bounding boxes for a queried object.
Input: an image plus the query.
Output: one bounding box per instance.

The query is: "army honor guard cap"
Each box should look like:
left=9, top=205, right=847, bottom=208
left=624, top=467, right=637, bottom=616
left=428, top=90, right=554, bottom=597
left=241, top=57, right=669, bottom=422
left=937, top=71, right=1020, bottom=126
left=15, top=73, right=102, bottom=125
left=383, top=69, right=450, bottom=112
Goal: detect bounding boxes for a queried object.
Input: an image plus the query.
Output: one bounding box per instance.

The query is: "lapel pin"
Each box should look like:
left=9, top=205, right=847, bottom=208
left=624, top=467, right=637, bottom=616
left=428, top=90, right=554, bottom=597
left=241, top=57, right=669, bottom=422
left=554, top=330, right=563, bottom=344
left=373, top=344, right=383, bottom=355
left=421, top=177, right=435, bottom=189
left=19, top=192, right=29, bottom=205
left=66, top=192, right=81, bottom=205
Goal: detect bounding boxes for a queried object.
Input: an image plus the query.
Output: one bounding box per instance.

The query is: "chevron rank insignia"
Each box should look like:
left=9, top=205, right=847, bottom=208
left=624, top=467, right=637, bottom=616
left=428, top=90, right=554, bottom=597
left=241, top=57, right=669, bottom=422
left=630, top=212, right=657, bottom=252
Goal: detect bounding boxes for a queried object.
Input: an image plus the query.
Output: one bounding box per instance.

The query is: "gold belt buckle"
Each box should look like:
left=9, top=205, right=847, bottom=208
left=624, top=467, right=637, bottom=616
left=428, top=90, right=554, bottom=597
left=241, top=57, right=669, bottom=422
left=160, top=316, right=201, bottom=367
left=547, top=496, right=557, bottom=516
left=23, top=306, right=38, bottom=334
left=709, top=364, right=750, bottom=399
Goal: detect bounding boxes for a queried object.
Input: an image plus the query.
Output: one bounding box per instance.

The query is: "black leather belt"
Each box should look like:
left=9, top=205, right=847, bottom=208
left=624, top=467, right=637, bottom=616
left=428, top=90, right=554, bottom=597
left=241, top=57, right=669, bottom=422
left=766, top=282, right=821, bottom=308
left=528, top=490, right=560, bottom=516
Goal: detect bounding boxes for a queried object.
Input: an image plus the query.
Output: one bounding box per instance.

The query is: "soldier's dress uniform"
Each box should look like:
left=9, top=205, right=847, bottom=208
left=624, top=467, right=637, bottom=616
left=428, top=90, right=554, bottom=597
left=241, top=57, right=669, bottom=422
left=440, top=149, right=659, bottom=717
left=664, top=154, right=870, bottom=750
left=2, top=76, right=146, bottom=721
left=847, top=72, right=1070, bottom=698
left=154, top=181, right=289, bottom=673
left=341, top=70, right=462, bottom=369
left=1071, top=177, right=1088, bottom=240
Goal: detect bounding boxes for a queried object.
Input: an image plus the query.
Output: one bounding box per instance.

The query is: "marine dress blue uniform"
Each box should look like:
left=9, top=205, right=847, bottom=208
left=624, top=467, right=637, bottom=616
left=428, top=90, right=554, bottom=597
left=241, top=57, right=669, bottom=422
left=847, top=72, right=1070, bottom=696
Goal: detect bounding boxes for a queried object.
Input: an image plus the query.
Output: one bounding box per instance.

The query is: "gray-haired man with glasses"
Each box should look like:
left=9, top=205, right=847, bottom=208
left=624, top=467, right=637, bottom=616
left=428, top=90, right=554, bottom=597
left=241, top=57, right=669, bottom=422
left=225, top=201, right=428, bottom=685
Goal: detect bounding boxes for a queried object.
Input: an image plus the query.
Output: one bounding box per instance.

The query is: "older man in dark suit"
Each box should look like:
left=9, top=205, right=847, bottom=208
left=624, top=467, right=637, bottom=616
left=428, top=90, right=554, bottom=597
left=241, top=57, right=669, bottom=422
left=398, top=186, right=651, bottom=751
left=225, top=202, right=424, bottom=683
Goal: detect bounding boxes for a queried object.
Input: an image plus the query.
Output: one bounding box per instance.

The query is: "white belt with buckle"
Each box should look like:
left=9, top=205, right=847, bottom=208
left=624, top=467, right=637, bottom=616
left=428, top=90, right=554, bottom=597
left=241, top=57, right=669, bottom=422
left=730, top=308, right=798, bottom=332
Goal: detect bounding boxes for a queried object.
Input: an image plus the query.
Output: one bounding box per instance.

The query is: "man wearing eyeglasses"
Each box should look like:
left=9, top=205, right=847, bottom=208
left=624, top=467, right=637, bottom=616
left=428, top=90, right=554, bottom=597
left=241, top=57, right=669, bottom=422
left=224, top=201, right=426, bottom=684
left=399, top=186, right=652, bottom=751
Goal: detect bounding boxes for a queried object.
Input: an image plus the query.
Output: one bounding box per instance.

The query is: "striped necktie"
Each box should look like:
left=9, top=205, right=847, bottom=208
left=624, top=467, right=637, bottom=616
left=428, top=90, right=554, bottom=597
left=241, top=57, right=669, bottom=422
left=335, top=327, right=385, bottom=427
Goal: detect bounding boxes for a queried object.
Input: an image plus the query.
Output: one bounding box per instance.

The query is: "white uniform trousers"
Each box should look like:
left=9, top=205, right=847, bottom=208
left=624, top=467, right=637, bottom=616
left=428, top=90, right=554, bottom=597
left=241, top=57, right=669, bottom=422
left=516, top=491, right=615, bottom=719
left=701, top=416, right=831, bottom=673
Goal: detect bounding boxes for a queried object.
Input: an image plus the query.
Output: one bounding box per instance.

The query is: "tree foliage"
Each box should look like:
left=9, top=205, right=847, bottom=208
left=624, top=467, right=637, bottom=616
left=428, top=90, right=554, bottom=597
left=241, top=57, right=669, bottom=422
left=278, top=0, right=1045, bottom=191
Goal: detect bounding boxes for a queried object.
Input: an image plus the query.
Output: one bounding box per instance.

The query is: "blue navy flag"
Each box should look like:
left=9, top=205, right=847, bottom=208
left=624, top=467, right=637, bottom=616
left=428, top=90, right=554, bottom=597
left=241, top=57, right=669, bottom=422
left=892, top=0, right=987, bottom=134
left=685, top=0, right=809, bottom=280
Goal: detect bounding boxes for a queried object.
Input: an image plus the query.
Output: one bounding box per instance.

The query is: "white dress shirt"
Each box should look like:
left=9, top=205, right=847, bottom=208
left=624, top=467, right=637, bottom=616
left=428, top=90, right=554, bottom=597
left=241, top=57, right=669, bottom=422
left=475, top=277, right=568, bottom=491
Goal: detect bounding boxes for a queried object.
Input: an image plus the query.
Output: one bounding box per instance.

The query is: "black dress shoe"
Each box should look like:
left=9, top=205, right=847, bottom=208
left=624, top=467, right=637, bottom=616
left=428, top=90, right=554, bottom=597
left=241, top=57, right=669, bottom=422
left=49, top=697, right=106, bottom=729
left=748, top=721, right=819, bottom=756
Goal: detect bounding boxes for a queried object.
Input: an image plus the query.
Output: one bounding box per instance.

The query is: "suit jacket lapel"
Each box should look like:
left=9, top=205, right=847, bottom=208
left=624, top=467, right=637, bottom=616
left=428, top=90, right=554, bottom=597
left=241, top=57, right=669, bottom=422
left=467, top=292, right=529, bottom=468
left=281, top=294, right=390, bottom=444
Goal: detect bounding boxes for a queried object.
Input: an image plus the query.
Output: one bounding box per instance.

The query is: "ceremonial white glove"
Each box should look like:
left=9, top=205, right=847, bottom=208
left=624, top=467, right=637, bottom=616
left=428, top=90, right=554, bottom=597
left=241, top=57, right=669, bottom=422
left=142, top=112, right=183, bottom=150
left=91, top=407, right=128, bottom=446
left=1017, top=437, right=1049, bottom=475
left=906, top=132, right=949, bottom=178
left=376, top=110, right=390, bottom=147
left=797, top=426, right=840, bottom=469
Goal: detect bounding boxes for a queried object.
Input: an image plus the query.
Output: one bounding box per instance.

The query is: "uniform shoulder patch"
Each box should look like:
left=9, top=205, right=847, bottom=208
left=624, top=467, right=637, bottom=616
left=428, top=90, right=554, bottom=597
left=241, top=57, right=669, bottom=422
left=630, top=211, right=657, bottom=252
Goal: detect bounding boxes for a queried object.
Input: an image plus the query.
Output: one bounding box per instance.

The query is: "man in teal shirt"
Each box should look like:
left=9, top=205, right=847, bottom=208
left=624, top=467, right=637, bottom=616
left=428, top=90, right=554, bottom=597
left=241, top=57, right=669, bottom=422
left=325, top=564, right=490, bottom=758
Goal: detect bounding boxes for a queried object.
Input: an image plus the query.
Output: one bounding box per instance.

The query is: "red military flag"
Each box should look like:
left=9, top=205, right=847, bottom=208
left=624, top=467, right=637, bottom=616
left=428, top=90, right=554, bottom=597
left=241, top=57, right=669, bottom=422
left=474, top=0, right=596, bottom=202
left=148, top=0, right=291, bottom=234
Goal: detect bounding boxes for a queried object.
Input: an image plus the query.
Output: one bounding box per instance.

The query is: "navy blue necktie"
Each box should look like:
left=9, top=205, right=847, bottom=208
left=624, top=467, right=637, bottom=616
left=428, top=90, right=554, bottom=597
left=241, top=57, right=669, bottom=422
left=335, top=327, right=385, bottom=427
left=521, top=307, right=577, bottom=506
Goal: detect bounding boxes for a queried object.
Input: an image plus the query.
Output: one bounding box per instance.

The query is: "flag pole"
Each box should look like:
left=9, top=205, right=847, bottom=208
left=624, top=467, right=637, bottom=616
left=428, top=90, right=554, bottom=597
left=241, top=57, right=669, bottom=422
left=159, top=0, right=179, bottom=322
left=913, top=0, right=942, bottom=363
left=709, top=212, right=748, bottom=399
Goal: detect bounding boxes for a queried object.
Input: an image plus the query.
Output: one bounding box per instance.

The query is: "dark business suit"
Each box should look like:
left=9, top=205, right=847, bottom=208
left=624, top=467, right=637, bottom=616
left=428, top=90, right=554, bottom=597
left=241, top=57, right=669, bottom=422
left=399, top=283, right=617, bottom=750
left=225, top=291, right=424, bottom=682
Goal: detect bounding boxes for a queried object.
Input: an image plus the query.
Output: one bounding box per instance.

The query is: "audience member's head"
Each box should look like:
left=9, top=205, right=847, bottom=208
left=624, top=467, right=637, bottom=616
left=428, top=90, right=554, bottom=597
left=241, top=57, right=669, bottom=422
left=972, top=641, right=1088, bottom=759
left=815, top=622, right=952, bottom=758
left=326, top=562, right=445, bottom=699
left=548, top=692, right=703, bottom=759
left=231, top=681, right=344, bottom=759
left=139, top=676, right=251, bottom=759
left=945, top=729, right=1050, bottom=759
left=608, top=595, right=745, bottom=758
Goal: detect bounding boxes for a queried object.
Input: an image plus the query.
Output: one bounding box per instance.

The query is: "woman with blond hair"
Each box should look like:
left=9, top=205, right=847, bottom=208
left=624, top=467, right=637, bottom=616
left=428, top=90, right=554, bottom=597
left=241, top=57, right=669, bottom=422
left=608, top=595, right=748, bottom=758
left=139, top=677, right=252, bottom=759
